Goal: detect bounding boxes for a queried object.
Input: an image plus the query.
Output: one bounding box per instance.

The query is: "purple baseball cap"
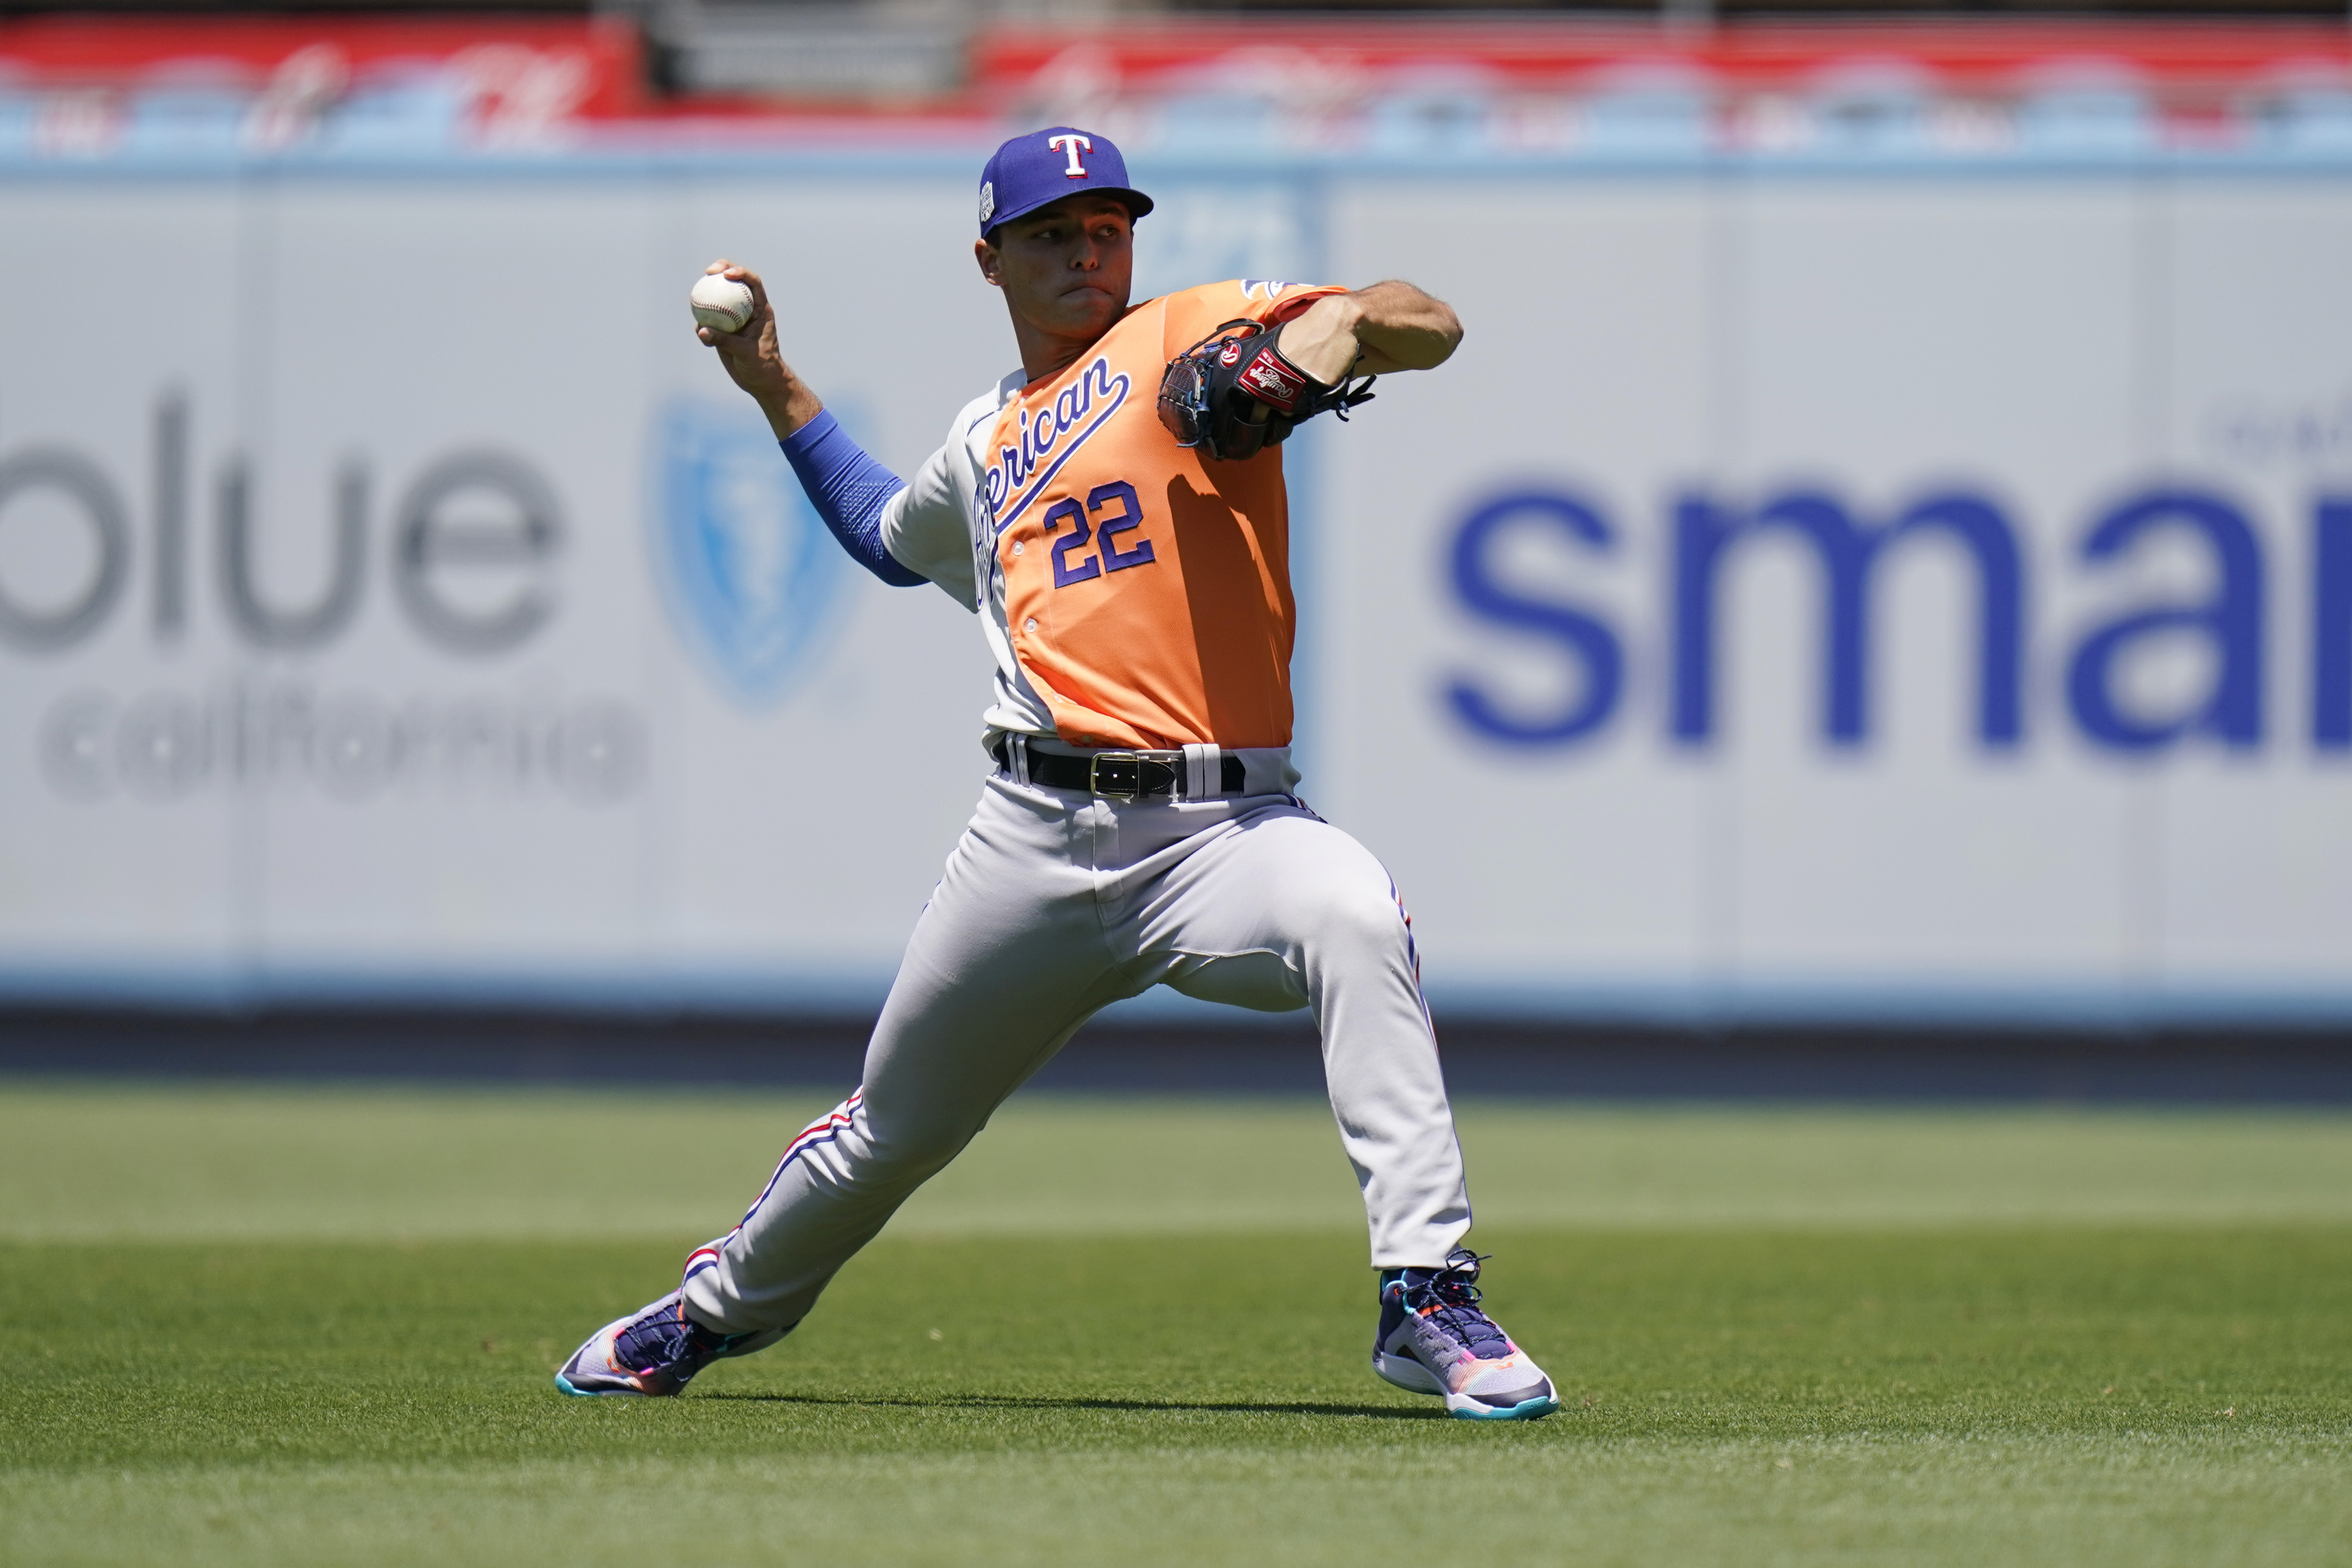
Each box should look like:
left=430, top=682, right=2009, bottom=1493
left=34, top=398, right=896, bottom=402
left=978, top=126, right=1154, bottom=238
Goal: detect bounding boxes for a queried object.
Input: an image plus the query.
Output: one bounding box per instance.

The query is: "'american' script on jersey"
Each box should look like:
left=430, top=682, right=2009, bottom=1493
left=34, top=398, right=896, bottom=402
left=984, top=354, right=1129, bottom=530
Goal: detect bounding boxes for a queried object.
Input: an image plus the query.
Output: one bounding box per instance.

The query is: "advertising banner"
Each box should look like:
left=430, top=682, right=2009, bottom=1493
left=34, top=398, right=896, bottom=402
left=2, top=154, right=2347, bottom=1021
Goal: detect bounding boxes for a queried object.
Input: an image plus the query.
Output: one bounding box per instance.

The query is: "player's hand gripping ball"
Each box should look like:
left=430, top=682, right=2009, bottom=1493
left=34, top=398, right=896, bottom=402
left=1157, top=318, right=1378, bottom=462
left=689, top=273, right=757, bottom=335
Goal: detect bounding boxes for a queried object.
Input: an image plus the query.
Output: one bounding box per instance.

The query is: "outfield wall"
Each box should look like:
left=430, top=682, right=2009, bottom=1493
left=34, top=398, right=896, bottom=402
left=3, top=147, right=2349, bottom=1022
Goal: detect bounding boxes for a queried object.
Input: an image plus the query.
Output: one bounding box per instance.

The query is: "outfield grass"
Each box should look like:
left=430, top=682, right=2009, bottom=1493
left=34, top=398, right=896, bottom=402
left=3, top=1084, right=2349, bottom=1566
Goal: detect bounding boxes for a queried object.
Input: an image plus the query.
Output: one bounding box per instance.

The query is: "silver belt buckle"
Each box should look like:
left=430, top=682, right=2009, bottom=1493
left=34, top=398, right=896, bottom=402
left=1088, top=749, right=1184, bottom=800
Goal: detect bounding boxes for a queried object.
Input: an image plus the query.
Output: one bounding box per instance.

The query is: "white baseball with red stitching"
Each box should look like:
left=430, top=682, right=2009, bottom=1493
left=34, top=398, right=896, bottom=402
left=689, top=274, right=755, bottom=334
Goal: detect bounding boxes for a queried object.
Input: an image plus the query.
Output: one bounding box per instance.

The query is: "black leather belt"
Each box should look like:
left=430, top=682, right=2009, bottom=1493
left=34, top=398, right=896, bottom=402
left=994, top=738, right=1246, bottom=800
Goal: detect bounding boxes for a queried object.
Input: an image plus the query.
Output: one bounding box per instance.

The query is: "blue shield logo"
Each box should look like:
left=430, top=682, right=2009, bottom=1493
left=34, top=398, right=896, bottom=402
left=650, top=401, right=852, bottom=707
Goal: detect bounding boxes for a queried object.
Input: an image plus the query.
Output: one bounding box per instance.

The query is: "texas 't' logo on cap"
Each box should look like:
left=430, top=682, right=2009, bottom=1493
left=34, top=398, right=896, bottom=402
left=1047, top=132, right=1092, bottom=178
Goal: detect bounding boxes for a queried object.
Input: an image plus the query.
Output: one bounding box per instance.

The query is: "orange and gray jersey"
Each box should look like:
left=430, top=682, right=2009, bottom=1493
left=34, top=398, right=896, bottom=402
left=881, top=279, right=1345, bottom=752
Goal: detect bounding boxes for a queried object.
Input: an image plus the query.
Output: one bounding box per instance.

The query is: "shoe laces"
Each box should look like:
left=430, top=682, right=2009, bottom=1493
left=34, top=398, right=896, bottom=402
left=614, top=1304, right=719, bottom=1374
left=1407, top=1248, right=1513, bottom=1360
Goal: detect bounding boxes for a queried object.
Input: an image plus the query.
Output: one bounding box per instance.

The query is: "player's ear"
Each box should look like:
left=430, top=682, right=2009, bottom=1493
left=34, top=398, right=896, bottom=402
left=974, top=236, right=1001, bottom=288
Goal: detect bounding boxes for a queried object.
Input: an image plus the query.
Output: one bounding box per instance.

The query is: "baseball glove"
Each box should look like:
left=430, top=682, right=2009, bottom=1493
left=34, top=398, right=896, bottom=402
left=1157, top=318, right=1377, bottom=462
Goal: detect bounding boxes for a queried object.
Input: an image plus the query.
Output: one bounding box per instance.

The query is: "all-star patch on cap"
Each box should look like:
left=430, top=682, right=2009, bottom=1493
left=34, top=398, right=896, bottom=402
left=978, top=126, right=1154, bottom=238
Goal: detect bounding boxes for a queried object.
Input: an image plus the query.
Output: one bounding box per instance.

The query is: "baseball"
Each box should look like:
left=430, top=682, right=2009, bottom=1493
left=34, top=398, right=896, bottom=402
left=689, top=273, right=756, bottom=334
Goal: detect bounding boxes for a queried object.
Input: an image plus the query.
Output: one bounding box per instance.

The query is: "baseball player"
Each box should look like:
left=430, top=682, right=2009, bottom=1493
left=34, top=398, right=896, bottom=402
left=556, top=127, right=1558, bottom=1421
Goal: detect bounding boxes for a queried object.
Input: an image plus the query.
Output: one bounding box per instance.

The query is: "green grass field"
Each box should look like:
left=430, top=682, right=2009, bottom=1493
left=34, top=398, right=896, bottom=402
left=4, top=1082, right=2350, bottom=1566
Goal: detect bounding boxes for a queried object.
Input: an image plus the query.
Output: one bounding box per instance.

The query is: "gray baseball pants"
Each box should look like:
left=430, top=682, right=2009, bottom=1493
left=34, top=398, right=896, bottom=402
left=680, top=749, right=1472, bottom=1337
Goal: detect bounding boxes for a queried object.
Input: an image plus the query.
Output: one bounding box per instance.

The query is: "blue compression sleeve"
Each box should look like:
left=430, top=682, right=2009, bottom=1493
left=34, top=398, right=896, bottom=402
left=778, top=410, right=928, bottom=588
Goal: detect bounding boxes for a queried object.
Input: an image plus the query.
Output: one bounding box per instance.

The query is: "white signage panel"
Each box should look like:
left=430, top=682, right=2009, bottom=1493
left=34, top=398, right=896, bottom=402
left=0, top=171, right=1014, bottom=1003
left=1317, top=171, right=2352, bottom=1017
left=1, top=157, right=2346, bottom=1021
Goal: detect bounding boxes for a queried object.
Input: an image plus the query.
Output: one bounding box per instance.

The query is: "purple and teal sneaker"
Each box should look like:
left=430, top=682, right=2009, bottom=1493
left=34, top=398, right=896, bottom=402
left=1373, top=1248, right=1559, bottom=1421
left=554, top=1289, right=786, bottom=1397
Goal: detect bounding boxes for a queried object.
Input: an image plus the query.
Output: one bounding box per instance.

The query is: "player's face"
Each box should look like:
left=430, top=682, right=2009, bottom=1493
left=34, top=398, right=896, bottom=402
left=977, top=195, right=1135, bottom=346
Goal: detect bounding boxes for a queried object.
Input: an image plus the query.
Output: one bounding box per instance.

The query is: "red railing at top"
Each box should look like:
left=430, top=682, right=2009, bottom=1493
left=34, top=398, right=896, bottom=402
left=0, top=14, right=646, bottom=115
left=4, top=13, right=2348, bottom=130
left=974, top=18, right=2352, bottom=97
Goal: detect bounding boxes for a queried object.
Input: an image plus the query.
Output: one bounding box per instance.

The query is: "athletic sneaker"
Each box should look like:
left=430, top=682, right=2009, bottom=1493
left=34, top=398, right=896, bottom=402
left=553, top=1289, right=786, bottom=1397
left=1373, top=1248, right=1560, bottom=1421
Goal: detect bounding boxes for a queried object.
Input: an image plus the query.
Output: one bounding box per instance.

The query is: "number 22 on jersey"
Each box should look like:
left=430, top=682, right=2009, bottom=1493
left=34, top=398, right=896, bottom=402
left=1045, top=480, right=1155, bottom=588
